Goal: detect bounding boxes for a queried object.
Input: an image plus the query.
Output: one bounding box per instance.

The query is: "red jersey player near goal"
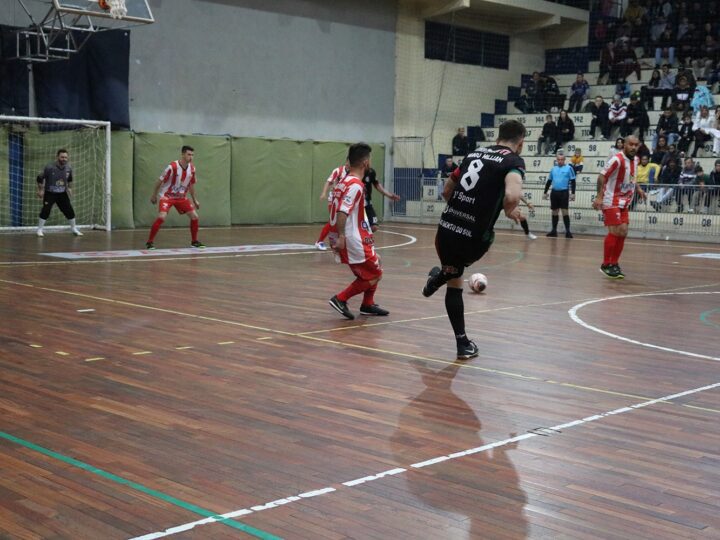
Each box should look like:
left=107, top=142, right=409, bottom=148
left=328, top=143, right=388, bottom=319
left=146, top=145, right=205, bottom=250
left=315, top=162, right=348, bottom=250
left=592, top=135, right=646, bottom=279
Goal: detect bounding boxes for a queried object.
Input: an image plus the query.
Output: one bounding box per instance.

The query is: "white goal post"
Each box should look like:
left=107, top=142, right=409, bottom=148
left=0, top=115, right=111, bottom=232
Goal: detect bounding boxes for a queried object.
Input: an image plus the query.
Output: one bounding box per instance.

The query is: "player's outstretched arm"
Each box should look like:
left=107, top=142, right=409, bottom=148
left=503, top=171, right=523, bottom=223
left=374, top=181, right=400, bottom=201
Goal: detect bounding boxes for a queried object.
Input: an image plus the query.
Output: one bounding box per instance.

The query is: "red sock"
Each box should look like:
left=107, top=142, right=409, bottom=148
left=603, top=234, right=616, bottom=265
left=337, top=279, right=371, bottom=302
left=614, top=235, right=626, bottom=263
left=190, top=219, right=199, bottom=242
left=148, top=217, right=164, bottom=242
left=362, top=284, right=377, bottom=306
left=317, top=222, right=331, bottom=243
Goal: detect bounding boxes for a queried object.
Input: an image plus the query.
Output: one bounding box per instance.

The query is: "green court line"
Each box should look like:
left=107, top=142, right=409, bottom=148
left=700, top=308, right=720, bottom=330
left=0, top=431, right=281, bottom=540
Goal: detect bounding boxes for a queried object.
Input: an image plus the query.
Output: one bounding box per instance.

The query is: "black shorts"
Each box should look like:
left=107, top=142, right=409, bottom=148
left=40, top=190, right=75, bottom=220
left=550, top=190, right=570, bottom=210
left=365, top=203, right=378, bottom=227
left=435, top=228, right=493, bottom=278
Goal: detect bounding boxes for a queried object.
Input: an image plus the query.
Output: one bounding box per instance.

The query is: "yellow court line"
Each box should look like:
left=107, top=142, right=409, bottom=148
left=55, top=351, right=70, bottom=356
left=5, top=278, right=720, bottom=417
left=175, top=346, right=193, bottom=350
left=29, top=344, right=42, bottom=348
left=217, top=341, right=235, bottom=345
left=84, top=357, right=105, bottom=362
left=132, top=351, right=152, bottom=356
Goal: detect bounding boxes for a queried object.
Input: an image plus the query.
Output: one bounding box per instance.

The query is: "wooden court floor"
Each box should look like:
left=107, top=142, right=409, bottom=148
left=0, top=223, right=719, bottom=540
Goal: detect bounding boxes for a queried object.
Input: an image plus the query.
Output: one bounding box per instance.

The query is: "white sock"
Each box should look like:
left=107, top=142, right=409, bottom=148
left=38, top=218, right=46, bottom=229
left=69, top=218, right=77, bottom=228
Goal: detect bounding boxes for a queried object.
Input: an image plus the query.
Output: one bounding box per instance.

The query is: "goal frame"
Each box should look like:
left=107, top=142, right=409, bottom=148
left=0, top=115, right=111, bottom=232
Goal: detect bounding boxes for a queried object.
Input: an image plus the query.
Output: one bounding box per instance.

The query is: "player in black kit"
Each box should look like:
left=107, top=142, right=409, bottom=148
left=422, top=120, right=526, bottom=359
left=362, top=168, right=400, bottom=232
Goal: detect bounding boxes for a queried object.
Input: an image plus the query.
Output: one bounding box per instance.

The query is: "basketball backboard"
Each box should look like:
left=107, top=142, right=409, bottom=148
left=52, top=0, right=154, bottom=24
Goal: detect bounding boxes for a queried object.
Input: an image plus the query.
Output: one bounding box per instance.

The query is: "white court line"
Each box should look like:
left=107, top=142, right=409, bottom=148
left=128, top=379, right=720, bottom=540
left=569, top=291, right=720, bottom=362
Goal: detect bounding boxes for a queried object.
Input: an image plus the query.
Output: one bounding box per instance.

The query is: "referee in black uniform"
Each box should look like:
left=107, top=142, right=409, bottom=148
left=36, top=149, right=82, bottom=237
left=422, top=120, right=526, bottom=360
left=361, top=168, right=400, bottom=232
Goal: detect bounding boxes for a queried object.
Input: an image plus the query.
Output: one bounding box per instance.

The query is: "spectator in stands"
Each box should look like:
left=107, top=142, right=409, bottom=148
left=570, top=148, right=584, bottom=174
left=657, top=64, right=676, bottom=109
left=677, top=156, right=699, bottom=211
left=650, top=17, right=668, bottom=51
left=632, top=154, right=660, bottom=209
left=677, top=16, right=690, bottom=42
left=608, top=137, right=625, bottom=160
left=653, top=156, right=680, bottom=210
left=653, top=107, right=680, bottom=148
left=707, top=108, right=720, bottom=157
left=654, top=26, right=676, bottom=68
left=671, top=75, right=693, bottom=113
left=623, top=94, right=650, bottom=141
left=514, top=89, right=532, bottom=113
left=700, top=159, right=720, bottom=212
left=599, top=42, right=616, bottom=84
left=555, top=110, right=575, bottom=151
left=677, top=23, right=698, bottom=67
left=692, top=36, right=720, bottom=80
left=589, top=96, right=611, bottom=140
left=677, top=112, right=694, bottom=153
left=441, top=156, right=458, bottom=178
left=452, top=127, right=469, bottom=156
left=707, top=62, right=720, bottom=89
left=641, top=69, right=662, bottom=110
left=692, top=166, right=714, bottom=212
left=615, top=77, right=632, bottom=98
left=525, top=72, right=543, bottom=113
left=608, top=95, right=628, bottom=136
left=692, top=105, right=714, bottom=157
left=614, top=41, right=642, bottom=82
left=568, top=73, right=590, bottom=113
left=542, top=73, right=563, bottom=112
left=661, top=143, right=681, bottom=166
left=537, top=114, right=557, bottom=156
left=691, top=84, right=715, bottom=113
left=651, top=134, right=669, bottom=163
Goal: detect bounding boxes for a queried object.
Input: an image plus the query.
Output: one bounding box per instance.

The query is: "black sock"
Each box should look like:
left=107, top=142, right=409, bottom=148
left=520, top=219, right=530, bottom=234
left=563, top=214, right=571, bottom=232
left=445, top=287, right=468, bottom=345
left=551, top=215, right=559, bottom=232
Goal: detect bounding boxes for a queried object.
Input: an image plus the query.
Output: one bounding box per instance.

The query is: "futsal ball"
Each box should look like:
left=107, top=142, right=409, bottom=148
left=98, top=0, right=110, bottom=10
left=469, top=273, right=487, bottom=293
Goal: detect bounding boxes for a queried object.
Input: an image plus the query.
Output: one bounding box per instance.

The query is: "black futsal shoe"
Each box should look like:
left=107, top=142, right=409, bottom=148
left=457, top=340, right=479, bottom=360
left=612, top=264, right=625, bottom=279
left=329, top=295, right=355, bottom=320
left=422, top=266, right=442, bottom=297
left=145, top=242, right=155, bottom=250
left=360, top=304, right=389, bottom=316
left=599, top=264, right=621, bottom=279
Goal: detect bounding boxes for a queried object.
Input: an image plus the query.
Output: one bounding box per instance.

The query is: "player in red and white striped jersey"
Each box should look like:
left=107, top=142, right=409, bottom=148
left=328, top=143, right=388, bottom=320
left=592, top=135, right=646, bottom=278
left=146, top=146, right=204, bottom=250
left=315, top=163, right=348, bottom=251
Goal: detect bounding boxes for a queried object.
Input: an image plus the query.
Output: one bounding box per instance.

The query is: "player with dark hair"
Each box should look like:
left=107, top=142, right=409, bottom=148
left=146, top=146, right=204, bottom=249
left=422, top=120, right=526, bottom=359
left=328, top=143, right=388, bottom=319
left=36, top=149, right=82, bottom=237
left=361, top=167, right=400, bottom=232
left=593, top=135, right=646, bottom=278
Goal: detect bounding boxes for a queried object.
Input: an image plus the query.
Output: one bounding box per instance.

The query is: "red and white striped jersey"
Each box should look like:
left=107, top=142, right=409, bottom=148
left=326, top=165, right=348, bottom=203
left=329, top=175, right=374, bottom=264
left=158, top=161, right=196, bottom=199
left=600, top=152, right=638, bottom=209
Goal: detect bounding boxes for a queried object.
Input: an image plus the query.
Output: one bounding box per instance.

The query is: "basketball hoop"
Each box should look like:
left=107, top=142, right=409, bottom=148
left=98, top=0, right=128, bottom=19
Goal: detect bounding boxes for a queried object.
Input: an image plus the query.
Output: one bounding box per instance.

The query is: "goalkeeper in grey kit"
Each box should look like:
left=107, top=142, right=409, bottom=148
left=36, top=149, right=83, bottom=237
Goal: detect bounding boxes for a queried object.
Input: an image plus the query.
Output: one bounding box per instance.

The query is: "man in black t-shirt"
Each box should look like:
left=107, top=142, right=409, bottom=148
left=422, top=120, right=526, bottom=360
left=36, top=148, right=82, bottom=237
left=362, top=168, right=400, bottom=232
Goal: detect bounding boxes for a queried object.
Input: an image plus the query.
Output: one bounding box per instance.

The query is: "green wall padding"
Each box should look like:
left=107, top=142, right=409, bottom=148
left=0, top=126, right=8, bottom=227
left=231, top=138, right=313, bottom=224
left=133, top=133, right=231, bottom=228
left=111, top=130, right=134, bottom=229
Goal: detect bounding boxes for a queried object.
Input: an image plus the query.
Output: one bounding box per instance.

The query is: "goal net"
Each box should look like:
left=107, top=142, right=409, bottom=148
left=0, top=116, right=110, bottom=232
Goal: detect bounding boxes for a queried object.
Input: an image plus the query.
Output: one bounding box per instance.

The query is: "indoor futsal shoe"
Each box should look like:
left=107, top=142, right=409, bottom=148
left=315, top=241, right=328, bottom=251
left=565, top=231, right=573, bottom=238
left=145, top=242, right=155, bottom=250
left=422, top=266, right=442, bottom=297
left=546, top=230, right=558, bottom=237
left=36, top=229, right=44, bottom=237
left=613, top=264, right=625, bottom=279
left=71, top=228, right=84, bottom=236
left=191, top=240, right=206, bottom=248
left=457, top=340, right=479, bottom=360
left=329, top=295, right=354, bottom=320
left=360, top=304, right=389, bottom=316
left=599, top=264, right=621, bottom=279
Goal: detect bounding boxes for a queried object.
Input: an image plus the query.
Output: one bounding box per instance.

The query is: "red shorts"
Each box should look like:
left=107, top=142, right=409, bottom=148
left=603, top=207, right=629, bottom=226
left=159, top=197, right=194, bottom=214
left=349, top=254, right=382, bottom=281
